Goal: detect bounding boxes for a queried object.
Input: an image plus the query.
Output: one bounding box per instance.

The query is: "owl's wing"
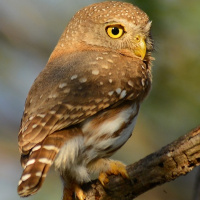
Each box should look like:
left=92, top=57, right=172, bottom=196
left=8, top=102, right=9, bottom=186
left=18, top=50, right=151, bottom=154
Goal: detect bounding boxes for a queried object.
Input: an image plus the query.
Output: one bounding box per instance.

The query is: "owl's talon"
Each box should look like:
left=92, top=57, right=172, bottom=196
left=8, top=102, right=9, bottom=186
left=99, top=172, right=109, bottom=186
left=75, top=185, right=86, bottom=200
left=98, top=161, right=129, bottom=186
left=109, top=161, right=129, bottom=178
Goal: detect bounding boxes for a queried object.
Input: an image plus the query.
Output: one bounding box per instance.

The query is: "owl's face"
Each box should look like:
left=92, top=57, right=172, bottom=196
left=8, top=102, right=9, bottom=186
left=82, top=19, right=153, bottom=60
left=58, top=1, right=153, bottom=62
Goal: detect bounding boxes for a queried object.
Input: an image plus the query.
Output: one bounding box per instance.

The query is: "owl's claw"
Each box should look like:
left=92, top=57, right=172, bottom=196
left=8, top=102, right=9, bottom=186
left=98, top=160, right=129, bottom=186
left=62, top=184, right=85, bottom=200
left=75, top=185, right=86, bottom=200
left=99, top=172, right=109, bottom=186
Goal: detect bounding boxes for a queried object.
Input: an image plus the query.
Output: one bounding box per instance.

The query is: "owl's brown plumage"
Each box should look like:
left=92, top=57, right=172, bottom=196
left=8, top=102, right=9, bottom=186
left=18, top=1, right=154, bottom=199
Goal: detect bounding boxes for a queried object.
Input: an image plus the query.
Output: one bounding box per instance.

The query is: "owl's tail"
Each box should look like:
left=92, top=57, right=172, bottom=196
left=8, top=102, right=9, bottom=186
left=17, top=130, right=67, bottom=197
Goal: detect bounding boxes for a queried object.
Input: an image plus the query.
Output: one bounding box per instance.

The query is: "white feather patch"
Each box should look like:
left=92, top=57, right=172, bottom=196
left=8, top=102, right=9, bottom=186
left=21, top=174, right=31, bottom=181
left=83, top=104, right=137, bottom=146
left=25, top=159, right=35, bottom=167
left=38, top=158, right=52, bottom=165
left=54, top=136, right=84, bottom=170
left=43, top=145, right=59, bottom=152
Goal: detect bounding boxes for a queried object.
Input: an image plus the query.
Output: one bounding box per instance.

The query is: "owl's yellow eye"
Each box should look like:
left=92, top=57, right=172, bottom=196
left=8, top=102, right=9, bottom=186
left=106, top=25, right=125, bottom=39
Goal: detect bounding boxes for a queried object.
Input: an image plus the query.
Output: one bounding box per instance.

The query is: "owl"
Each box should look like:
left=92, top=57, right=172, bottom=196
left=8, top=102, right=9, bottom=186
left=17, top=1, right=154, bottom=200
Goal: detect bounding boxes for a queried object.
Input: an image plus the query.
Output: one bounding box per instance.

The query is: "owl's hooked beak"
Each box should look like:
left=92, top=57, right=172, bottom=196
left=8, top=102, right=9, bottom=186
left=133, top=35, right=146, bottom=60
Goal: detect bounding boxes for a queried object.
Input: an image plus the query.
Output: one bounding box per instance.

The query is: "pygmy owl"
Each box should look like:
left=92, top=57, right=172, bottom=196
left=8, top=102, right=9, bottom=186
left=17, top=1, right=154, bottom=199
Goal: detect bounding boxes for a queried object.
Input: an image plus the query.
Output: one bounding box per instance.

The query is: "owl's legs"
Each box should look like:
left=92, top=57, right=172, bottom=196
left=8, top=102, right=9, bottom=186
left=90, top=158, right=129, bottom=186
left=62, top=182, right=86, bottom=200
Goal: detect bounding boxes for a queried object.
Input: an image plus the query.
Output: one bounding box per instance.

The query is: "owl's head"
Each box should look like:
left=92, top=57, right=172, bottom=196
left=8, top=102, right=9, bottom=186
left=54, top=1, right=153, bottom=62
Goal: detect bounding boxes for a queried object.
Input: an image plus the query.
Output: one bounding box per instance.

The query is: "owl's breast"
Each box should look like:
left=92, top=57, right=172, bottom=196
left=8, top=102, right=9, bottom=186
left=81, top=102, right=139, bottom=161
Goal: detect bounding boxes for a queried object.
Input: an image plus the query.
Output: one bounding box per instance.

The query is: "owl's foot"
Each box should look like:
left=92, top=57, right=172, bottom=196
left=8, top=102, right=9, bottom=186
left=62, top=184, right=85, bottom=200
left=98, top=160, right=129, bottom=186
left=75, top=185, right=86, bottom=200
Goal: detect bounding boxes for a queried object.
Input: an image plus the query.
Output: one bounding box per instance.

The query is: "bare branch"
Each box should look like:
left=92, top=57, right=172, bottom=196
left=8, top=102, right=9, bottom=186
left=70, top=126, right=200, bottom=200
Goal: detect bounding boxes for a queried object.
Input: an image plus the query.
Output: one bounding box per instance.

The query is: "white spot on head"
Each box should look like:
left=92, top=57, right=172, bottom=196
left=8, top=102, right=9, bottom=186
left=79, top=77, right=87, bottom=83
left=32, top=124, right=38, bottom=129
left=115, top=88, right=122, bottom=94
left=59, top=83, right=67, bottom=88
left=89, top=61, right=97, bottom=65
left=109, top=79, right=112, bottom=83
left=71, top=74, right=78, bottom=80
left=107, top=59, right=113, bottom=63
left=96, top=57, right=103, bottom=60
left=101, top=65, right=109, bottom=69
left=92, top=69, right=99, bottom=75
left=21, top=174, right=31, bottom=181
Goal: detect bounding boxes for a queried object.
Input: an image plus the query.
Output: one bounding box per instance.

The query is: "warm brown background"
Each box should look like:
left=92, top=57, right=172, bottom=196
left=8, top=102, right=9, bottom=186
left=0, top=0, right=199, bottom=199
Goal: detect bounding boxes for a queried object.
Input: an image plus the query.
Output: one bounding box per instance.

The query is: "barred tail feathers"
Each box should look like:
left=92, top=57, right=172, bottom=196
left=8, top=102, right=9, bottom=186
left=17, top=132, right=65, bottom=197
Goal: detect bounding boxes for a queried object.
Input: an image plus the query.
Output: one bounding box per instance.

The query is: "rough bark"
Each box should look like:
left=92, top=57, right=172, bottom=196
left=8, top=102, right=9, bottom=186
left=70, top=126, right=200, bottom=200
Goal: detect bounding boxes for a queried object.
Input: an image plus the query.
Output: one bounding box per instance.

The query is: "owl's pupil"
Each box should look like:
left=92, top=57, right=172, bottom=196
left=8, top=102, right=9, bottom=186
left=112, top=27, right=119, bottom=35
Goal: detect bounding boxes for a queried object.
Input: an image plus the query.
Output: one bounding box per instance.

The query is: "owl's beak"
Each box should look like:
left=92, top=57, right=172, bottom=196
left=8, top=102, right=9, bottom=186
left=133, top=35, right=146, bottom=60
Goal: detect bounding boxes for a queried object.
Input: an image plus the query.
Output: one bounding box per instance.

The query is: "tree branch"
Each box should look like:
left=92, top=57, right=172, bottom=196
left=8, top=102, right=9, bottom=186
left=72, top=126, right=200, bottom=200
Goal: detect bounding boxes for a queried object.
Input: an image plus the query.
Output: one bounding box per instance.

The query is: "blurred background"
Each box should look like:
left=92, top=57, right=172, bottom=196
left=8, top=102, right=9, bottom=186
left=0, top=0, right=199, bottom=199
